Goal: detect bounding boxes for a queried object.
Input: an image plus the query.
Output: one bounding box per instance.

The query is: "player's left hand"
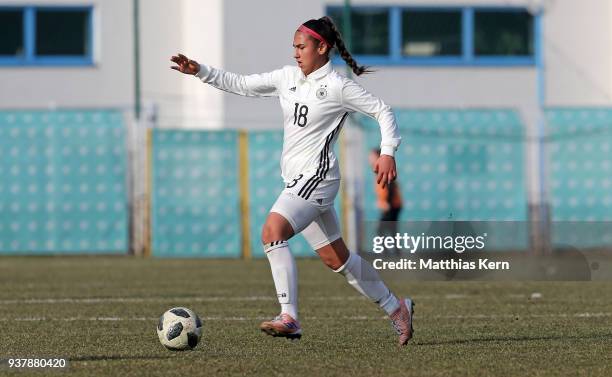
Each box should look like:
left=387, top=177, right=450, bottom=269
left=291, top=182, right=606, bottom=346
left=374, top=154, right=397, bottom=189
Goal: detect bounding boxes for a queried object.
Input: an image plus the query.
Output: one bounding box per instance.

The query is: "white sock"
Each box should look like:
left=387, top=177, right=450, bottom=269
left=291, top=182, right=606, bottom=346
left=334, top=252, right=400, bottom=315
left=264, top=241, right=298, bottom=319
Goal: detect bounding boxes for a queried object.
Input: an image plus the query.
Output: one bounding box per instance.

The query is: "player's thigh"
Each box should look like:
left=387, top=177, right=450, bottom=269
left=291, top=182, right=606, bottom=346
left=263, top=192, right=320, bottom=243
left=301, top=208, right=350, bottom=269
left=301, top=207, right=342, bottom=251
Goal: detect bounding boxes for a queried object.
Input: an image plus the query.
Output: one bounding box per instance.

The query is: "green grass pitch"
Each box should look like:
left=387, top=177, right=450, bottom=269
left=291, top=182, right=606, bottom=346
left=0, top=256, right=611, bottom=376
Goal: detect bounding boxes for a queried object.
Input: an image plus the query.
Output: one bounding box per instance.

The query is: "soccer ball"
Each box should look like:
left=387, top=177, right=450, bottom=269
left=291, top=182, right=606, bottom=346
left=157, top=307, right=203, bottom=350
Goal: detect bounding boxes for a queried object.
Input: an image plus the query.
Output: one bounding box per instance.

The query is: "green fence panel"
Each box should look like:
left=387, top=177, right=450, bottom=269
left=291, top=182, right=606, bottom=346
left=360, top=109, right=528, bottom=251
left=151, top=130, right=241, bottom=257
left=546, top=108, right=612, bottom=248
left=0, top=110, right=128, bottom=254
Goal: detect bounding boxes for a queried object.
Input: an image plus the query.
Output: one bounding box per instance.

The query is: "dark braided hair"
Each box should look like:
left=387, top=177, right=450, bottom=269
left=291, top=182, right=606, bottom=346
left=301, top=16, right=372, bottom=76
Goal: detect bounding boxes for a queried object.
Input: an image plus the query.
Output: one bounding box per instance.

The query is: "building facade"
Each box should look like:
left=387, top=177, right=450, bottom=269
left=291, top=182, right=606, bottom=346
left=2, top=0, right=611, bottom=124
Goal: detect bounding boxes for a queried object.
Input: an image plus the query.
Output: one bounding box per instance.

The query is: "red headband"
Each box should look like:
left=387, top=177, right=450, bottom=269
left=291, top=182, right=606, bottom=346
left=298, top=24, right=331, bottom=46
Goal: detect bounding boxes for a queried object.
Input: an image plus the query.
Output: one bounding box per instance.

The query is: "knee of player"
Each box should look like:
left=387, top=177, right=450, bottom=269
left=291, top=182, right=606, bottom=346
left=261, top=224, right=284, bottom=245
left=317, top=241, right=350, bottom=271
left=320, top=254, right=343, bottom=270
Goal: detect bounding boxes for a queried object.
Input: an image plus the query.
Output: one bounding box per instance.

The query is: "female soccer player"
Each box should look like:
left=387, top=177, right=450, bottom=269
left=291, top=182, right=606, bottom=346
left=171, top=16, right=413, bottom=346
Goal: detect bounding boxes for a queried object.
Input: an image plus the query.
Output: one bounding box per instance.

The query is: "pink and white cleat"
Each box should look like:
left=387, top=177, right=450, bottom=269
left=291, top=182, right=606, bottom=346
left=260, top=313, right=302, bottom=340
left=390, top=298, right=414, bottom=346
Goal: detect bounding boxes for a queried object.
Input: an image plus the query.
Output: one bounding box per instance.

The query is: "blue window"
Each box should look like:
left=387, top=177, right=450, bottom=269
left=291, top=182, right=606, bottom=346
left=326, top=5, right=538, bottom=66
left=327, top=7, right=389, bottom=55
left=0, top=6, right=93, bottom=66
left=402, top=10, right=462, bottom=57
left=0, top=10, right=24, bottom=57
left=474, top=9, right=534, bottom=57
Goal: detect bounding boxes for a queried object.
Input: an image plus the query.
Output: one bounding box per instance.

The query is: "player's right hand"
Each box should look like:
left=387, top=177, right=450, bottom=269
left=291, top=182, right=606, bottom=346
left=170, top=53, right=201, bottom=75
left=375, top=154, right=397, bottom=189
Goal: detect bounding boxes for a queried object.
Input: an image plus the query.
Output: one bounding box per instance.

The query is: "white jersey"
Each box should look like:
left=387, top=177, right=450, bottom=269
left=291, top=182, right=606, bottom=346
left=195, top=61, right=401, bottom=183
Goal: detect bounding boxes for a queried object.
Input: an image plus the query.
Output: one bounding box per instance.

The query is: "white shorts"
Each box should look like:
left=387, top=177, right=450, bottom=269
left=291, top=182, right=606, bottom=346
left=269, top=177, right=341, bottom=250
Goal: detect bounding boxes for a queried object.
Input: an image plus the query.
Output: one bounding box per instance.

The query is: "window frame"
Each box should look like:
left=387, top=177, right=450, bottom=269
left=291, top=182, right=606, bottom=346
left=326, top=5, right=540, bottom=67
left=0, top=5, right=94, bottom=67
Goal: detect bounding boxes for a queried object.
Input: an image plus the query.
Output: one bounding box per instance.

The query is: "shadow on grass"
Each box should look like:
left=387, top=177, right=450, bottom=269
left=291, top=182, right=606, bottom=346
left=70, top=355, right=174, bottom=362
left=417, top=333, right=612, bottom=346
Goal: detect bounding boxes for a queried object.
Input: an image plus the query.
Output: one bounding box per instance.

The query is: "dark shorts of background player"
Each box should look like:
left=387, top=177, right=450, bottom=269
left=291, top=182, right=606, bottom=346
left=377, top=207, right=402, bottom=253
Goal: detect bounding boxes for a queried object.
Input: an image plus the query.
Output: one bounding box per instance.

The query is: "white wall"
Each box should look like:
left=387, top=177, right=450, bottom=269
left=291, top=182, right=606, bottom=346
left=138, top=0, right=226, bottom=129
left=139, top=0, right=185, bottom=126
left=179, top=0, right=225, bottom=129
left=0, top=0, right=134, bottom=110
left=543, top=0, right=612, bottom=106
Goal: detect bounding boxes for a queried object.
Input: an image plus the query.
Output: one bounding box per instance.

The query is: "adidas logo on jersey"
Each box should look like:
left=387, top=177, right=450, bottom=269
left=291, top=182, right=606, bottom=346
left=289, top=86, right=296, bottom=92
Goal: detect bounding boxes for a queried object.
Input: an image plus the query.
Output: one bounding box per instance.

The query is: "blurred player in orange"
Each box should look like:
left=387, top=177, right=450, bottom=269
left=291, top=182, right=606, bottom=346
left=369, top=148, right=403, bottom=241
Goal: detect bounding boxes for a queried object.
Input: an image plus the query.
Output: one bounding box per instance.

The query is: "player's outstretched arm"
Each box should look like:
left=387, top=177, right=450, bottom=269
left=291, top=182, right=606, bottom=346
left=170, top=53, right=201, bottom=75
left=171, top=52, right=283, bottom=98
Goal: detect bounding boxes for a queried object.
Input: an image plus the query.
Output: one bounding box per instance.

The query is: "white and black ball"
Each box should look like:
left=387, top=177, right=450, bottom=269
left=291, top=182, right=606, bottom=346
left=157, top=307, right=203, bottom=350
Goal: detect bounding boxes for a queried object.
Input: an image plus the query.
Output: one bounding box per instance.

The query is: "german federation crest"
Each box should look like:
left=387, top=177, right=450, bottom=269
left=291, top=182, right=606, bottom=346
left=316, top=86, right=328, bottom=99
